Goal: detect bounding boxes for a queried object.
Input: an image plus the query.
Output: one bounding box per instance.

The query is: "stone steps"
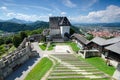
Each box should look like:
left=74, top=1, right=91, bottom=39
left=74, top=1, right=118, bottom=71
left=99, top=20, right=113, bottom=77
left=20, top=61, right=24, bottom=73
left=51, top=72, right=104, bottom=75
left=48, top=54, right=110, bottom=80
left=60, top=62, right=88, bottom=64
left=52, top=69, right=99, bottom=72
left=58, top=65, right=92, bottom=67
left=55, top=67, right=95, bottom=69
left=48, top=75, right=109, bottom=79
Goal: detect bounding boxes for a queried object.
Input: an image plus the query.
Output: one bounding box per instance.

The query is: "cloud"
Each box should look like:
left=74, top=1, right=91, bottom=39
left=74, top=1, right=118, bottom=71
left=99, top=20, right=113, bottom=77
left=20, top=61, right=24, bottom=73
left=61, top=12, right=67, bottom=15
left=63, top=0, right=76, bottom=8
left=77, top=0, right=98, bottom=11
left=0, top=6, right=12, bottom=12
left=7, top=12, right=49, bottom=21
left=70, top=5, right=120, bottom=23
left=48, top=13, right=52, bottom=16
left=87, top=0, right=98, bottom=8
left=3, top=3, right=51, bottom=11
left=0, top=6, right=8, bottom=11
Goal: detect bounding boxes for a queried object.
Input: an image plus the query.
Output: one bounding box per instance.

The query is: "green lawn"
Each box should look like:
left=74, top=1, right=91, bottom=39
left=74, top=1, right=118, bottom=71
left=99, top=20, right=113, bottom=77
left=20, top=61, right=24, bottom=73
left=24, top=57, right=53, bottom=80
left=47, top=43, right=55, bottom=51
left=39, top=43, right=47, bottom=50
left=48, top=41, right=80, bottom=52
left=48, top=78, right=109, bottom=80
left=66, top=42, right=80, bottom=52
left=80, top=57, right=115, bottom=76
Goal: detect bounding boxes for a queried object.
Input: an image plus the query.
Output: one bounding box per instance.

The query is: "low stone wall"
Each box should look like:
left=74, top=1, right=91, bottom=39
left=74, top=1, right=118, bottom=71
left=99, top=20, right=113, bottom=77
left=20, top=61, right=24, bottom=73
left=0, top=47, right=30, bottom=78
left=79, top=50, right=100, bottom=58
left=0, top=38, right=38, bottom=79
left=109, top=60, right=119, bottom=68
left=113, top=64, right=120, bottom=80
left=101, top=54, right=119, bottom=68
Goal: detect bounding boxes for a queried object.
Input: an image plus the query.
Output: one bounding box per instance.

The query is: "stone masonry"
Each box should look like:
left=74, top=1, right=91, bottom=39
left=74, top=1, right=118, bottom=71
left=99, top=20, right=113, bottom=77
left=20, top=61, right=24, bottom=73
left=0, top=38, right=38, bottom=80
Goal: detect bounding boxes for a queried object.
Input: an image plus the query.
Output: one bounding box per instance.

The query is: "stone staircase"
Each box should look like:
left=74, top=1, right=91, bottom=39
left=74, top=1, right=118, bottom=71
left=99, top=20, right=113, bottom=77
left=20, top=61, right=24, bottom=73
left=47, top=54, right=111, bottom=80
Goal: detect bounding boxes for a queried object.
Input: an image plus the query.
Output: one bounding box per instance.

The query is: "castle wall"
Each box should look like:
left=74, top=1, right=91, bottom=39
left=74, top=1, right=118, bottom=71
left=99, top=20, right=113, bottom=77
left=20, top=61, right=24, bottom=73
left=50, top=29, right=60, bottom=35
left=0, top=38, right=37, bottom=79
left=60, top=26, right=70, bottom=38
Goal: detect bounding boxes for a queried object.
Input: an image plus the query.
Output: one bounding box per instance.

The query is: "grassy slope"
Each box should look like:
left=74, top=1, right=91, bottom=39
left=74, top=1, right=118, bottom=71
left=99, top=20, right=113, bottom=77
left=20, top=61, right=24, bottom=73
left=24, top=57, right=53, bottom=80
left=80, top=57, right=115, bottom=76
left=66, top=42, right=80, bottom=52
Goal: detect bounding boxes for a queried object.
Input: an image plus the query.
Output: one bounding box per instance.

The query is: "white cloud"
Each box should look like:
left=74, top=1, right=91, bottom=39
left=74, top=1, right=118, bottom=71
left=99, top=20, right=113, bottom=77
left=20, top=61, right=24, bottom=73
left=0, top=5, right=50, bottom=21
left=0, top=6, right=8, bottom=11
left=0, top=6, right=13, bottom=12
left=63, top=0, right=76, bottom=8
left=61, top=12, right=67, bottom=15
left=48, top=13, right=52, bottom=16
left=7, top=12, right=49, bottom=21
left=3, top=3, right=51, bottom=11
left=71, top=5, right=120, bottom=23
left=87, top=0, right=98, bottom=8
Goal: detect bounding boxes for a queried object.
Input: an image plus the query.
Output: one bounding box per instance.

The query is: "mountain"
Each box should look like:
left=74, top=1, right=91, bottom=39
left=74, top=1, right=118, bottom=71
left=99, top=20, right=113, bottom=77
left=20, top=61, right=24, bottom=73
left=0, top=21, right=49, bottom=32
left=0, top=19, right=4, bottom=22
left=6, top=18, right=33, bottom=24
left=74, top=23, right=120, bottom=27
left=28, top=21, right=49, bottom=28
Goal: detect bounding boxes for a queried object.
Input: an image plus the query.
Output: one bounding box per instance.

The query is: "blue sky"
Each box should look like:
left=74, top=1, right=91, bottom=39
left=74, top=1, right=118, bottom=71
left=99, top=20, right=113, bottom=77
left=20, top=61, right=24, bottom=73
left=0, top=0, right=120, bottom=23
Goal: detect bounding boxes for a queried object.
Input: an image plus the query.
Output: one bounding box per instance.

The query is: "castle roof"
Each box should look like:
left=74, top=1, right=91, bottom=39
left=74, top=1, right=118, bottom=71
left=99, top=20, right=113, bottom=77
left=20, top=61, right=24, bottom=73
left=105, top=42, right=120, bottom=54
left=91, top=37, right=106, bottom=46
left=71, top=33, right=90, bottom=45
left=91, top=36, right=120, bottom=46
left=49, top=17, right=71, bottom=29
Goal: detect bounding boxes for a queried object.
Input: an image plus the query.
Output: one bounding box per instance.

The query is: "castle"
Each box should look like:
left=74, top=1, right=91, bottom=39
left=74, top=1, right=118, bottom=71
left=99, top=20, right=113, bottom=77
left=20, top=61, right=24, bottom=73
left=48, top=17, right=71, bottom=42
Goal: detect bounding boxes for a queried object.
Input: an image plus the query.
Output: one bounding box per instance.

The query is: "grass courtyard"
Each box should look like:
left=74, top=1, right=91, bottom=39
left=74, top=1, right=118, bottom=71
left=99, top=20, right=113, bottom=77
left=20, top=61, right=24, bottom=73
left=39, top=43, right=55, bottom=51
left=39, top=41, right=80, bottom=52
left=24, top=57, right=53, bottom=80
left=78, top=56, right=115, bottom=76
left=39, top=43, right=47, bottom=50
left=47, top=43, right=55, bottom=51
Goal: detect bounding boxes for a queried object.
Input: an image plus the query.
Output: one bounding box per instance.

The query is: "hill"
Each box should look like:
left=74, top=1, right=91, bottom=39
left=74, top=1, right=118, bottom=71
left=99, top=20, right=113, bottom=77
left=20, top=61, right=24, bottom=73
left=74, top=23, right=120, bottom=27
left=0, top=21, right=49, bottom=32
left=6, top=18, right=33, bottom=24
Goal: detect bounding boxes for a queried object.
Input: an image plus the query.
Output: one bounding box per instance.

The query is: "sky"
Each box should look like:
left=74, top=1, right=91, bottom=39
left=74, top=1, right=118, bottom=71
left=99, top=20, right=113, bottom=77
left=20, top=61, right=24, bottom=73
left=0, top=0, right=120, bottom=23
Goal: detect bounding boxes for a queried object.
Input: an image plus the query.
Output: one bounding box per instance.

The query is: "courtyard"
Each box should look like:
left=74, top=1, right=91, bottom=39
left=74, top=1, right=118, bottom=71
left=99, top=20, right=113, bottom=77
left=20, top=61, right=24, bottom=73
left=5, top=42, right=115, bottom=80
left=24, top=42, right=115, bottom=80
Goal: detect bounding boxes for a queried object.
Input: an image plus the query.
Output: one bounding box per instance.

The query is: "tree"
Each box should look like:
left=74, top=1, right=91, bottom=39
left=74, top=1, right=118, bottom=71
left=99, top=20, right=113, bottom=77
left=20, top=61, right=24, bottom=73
left=86, top=34, right=94, bottom=40
left=20, top=31, right=28, bottom=41
left=70, top=28, right=75, bottom=35
left=5, top=37, right=12, bottom=44
left=12, top=35, right=21, bottom=48
left=0, top=38, right=4, bottom=45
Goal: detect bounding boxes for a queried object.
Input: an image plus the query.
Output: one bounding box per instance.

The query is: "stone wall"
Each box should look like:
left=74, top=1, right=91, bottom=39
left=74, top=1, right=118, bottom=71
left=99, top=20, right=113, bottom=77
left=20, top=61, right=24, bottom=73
left=0, top=38, right=37, bottom=79
left=79, top=50, right=100, bottom=58
left=113, top=64, right=120, bottom=80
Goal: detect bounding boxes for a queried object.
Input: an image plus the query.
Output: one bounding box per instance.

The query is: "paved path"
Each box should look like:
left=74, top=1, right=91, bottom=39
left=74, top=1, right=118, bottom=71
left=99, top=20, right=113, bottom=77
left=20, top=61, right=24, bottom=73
left=5, top=42, right=43, bottom=80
